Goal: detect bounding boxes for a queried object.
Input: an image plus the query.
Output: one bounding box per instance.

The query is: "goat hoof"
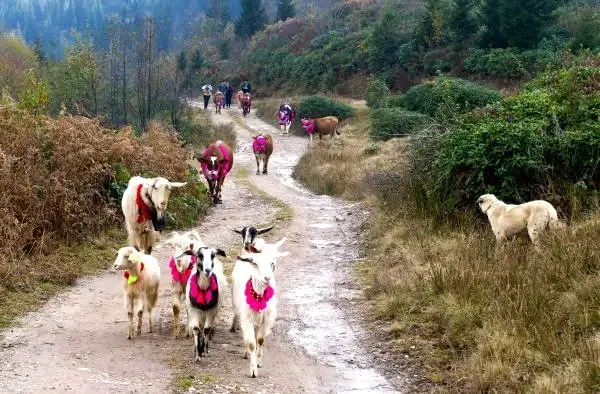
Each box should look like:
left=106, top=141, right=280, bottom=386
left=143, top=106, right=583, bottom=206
left=256, top=171, right=260, bottom=175
left=262, top=171, right=267, bottom=175
left=230, top=327, right=236, bottom=333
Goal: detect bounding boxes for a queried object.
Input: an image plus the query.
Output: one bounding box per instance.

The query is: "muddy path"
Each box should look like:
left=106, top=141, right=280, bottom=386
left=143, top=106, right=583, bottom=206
left=0, top=105, right=404, bottom=393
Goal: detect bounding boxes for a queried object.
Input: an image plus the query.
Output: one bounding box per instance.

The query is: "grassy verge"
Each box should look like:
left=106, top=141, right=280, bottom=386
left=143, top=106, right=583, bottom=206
left=235, top=167, right=294, bottom=225
left=291, top=101, right=600, bottom=392
left=0, top=229, right=126, bottom=328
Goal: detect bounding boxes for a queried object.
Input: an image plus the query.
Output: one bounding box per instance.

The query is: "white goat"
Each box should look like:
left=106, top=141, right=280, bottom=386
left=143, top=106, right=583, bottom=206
left=121, top=176, right=187, bottom=254
left=184, top=246, right=228, bottom=361
left=159, top=230, right=204, bottom=338
left=112, top=246, right=161, bottom=339
left=231, top=238, right=288, bottom=377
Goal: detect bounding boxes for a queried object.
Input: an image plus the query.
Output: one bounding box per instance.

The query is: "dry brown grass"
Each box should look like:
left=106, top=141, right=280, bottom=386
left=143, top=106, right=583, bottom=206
left=291, top=100, right=600, bottom=392
left=0, top=99, right=204, bottom=326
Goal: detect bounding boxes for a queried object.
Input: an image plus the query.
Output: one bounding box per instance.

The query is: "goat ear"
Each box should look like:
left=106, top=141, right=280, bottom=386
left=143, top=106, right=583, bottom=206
left=111, top=251, right=119, bottom=260
left=215, top=249, right=227, bottom=257
left=169, top=182, right=187, bottom=188
left=232, top=228, right=243, bottom=235
left=257, top=225, right=275, bottom=235
left=128, top=251, right=142, bottom=263
left=218, top=159, right=227, bottom=164
left=197, top=156, right=208, bottom=163
left=237, top=255, right=254, bottom=264
left=277, top=251, right=290, bottom=258
left=275, top=237, right=286, bottom=248
left=252, top=135, right=257, bottom=140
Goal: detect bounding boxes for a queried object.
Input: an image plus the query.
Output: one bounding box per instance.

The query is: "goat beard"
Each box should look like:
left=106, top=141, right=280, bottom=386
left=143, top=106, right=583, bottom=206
left=148, top=206, right=165, bottom=232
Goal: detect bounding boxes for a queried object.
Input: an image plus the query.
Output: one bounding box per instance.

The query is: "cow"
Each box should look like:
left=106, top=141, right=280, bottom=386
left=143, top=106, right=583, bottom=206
left=236, top=91, right=244, bottom=108
left=196, top=141, right=234, bottom=204
left=252, top=134, right=273, bottom=175
left=277, top=104, right=295, bottom=135
left=214, top=92, right=224, bottom=114
left=241, top=93, right=252, bottom=117
left=300, top=116, right=340, bottom=145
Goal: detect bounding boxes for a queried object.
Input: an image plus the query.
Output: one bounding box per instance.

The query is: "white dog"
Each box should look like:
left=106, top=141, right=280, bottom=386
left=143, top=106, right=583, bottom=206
left=477, top=193, right=562, bottom=248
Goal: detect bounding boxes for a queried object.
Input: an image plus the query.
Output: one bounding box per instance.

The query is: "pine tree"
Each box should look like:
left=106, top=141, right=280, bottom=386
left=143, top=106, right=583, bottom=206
left=207, top=0, right=231, bottom=22
left=276, top=0, right=296, bottom=22
left=499, top=0, right=560, bottom=49
left=481, top=0, right=560, bottom=49
left=480, top=0, right=506, bottom=48
left=235, top=0, right=267, bottom=39
left=449, top=0, right=476, bottom=46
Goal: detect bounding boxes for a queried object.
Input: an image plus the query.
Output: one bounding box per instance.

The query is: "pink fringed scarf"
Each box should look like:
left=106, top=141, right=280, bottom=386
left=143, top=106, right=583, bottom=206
left=189, top=273, right=219, bottom=310
left=253, top=136, right=269, bottom=154
left=169, top=255, right=197, bottom=284
left=278, top=111, right=290, bottom=125
left=301, top=119, right=315, bottom=135
left=245, top=279, right=274, bottom=312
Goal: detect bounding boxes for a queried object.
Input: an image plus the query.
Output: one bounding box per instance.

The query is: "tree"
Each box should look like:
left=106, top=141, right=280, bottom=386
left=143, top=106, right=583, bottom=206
left=367, top=9, right=403, bottom=71
left=276, top=0, right=296, bottom=21
left=480, top=0, right=560, bottom=49
left=207, top=0, right=231, bottom=22
left=480, top=0, right=506, bottom=48
left=449, top=0, right=476, bottom=47
left=235, top=0, right=267, bottom=39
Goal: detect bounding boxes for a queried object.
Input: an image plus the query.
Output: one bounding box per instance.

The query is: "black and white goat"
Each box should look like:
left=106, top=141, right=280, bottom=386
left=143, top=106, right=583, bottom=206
left=182, top=246, right=228, bottom=361
left=232, top=225, right=275, bottom=251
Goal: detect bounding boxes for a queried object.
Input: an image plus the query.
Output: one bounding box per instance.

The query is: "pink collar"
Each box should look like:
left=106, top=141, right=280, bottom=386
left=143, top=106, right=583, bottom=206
left=169, top=255, right=196, bottom=284
left=189, top=273, right=219, bottom=310
left=302, top=119, right=315, bottom=134
left=245, top=278, right=274, bottom=312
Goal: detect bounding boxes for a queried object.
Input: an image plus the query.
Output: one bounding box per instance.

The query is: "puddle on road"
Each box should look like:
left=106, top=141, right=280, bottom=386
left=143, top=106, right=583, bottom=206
left=310, top=222, right=334, bottom=229
left=310, top=239, right=342, bottom=248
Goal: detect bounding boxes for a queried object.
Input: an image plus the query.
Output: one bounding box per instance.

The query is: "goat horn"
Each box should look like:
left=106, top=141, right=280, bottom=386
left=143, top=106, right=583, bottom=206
left=257, top=225, right=275, bottom=235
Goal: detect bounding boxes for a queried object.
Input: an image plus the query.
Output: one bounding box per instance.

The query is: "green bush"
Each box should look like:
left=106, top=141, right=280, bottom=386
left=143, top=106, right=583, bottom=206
left=463, top=48, right=556, bottom=79
left=297, top=95, right=354, bottom=120
left=370, top=108, right=433, bottom=141
left=402, top=77, right=501, bottom=121
left=381, top=94, right=404, bottom=108
left=410, top=59, right=600, bottom=216
left=365, top=78, right=390, bottom=109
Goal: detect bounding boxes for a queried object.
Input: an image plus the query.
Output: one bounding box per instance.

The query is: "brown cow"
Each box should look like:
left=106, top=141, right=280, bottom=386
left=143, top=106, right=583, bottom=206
left=196, top=140, right=234, bottom=204
left=241, top=93, right=252, bottom=117
left=300, top=116, right=340, bottom=145
left=251, top=134, right=273, bottom=175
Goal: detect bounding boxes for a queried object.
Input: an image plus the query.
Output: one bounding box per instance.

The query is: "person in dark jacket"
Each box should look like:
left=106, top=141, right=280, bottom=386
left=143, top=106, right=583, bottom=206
left=225, top=82, right=234, bottom=108
left=241, top=80, right=252, bottom=94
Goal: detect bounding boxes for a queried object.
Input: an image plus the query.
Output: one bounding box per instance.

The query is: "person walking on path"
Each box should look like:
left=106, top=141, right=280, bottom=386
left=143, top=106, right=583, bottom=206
left=225, top=82, right=234, bottom=109
left=241, top=79, right=252, bottom=94
left=202, top=83, right=213, bottom=110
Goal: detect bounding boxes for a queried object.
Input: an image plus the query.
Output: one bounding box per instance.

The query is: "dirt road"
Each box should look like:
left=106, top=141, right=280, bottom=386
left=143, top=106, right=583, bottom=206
left=0, top=105, right=404, bottom=393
